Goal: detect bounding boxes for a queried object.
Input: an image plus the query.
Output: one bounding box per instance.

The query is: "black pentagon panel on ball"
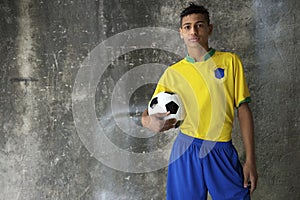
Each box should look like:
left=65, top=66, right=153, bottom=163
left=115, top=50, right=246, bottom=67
left=164, top=91, right=175, bottom=95
left=166, top=101, right=179, bottom=114
left=150, top=97, right=158, bottom=108
left=175, top=120, right=184, bottom=128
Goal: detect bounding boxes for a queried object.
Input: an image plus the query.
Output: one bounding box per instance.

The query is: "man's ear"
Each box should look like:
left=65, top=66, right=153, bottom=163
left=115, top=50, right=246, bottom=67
left=208, top=24, right=213, bottom=35
left=179, top=28, right=183, bottom=38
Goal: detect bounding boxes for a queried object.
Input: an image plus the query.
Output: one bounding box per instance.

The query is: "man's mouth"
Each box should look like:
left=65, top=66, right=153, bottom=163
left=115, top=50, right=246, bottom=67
left=189, top=37, right=199, bottom=42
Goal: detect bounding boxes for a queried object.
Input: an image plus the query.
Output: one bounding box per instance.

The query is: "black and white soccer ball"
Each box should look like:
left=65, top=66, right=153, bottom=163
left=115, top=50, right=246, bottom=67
left=148, top=92, right=186, bottom=128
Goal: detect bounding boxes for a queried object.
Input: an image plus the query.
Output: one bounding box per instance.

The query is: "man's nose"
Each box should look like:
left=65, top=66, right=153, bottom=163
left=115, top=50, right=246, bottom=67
left=190, top=26, right=197, bottom=35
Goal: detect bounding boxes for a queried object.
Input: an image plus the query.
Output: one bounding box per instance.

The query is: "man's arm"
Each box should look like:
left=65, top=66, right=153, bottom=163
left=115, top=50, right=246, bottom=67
left=237, top=103, right=258, bottom=194
left=141, top=109, right=176, bottom=132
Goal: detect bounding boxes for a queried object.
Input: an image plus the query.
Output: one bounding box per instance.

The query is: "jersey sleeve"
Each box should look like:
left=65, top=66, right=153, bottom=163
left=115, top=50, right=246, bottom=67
left=151, top=68, right=173, bottom=98
left=234, top=54, right=251, bottom=107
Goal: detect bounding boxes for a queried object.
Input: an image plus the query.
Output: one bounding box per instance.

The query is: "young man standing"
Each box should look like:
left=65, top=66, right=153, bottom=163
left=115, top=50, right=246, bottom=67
left=141, top=3, right=258, bottom=200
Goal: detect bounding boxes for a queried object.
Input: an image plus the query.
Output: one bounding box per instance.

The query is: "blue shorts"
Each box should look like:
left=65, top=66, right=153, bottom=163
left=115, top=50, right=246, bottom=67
left=166, top=132, right=250, bottom=200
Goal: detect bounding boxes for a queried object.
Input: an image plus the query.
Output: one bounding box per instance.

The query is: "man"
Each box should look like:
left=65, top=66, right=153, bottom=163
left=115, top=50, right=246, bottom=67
left=141, top=3, right=258, bottom=200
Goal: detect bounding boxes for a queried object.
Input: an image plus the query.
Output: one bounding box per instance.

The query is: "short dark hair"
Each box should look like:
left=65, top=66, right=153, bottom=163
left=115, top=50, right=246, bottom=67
left=180, top=3, right=210, bottom=26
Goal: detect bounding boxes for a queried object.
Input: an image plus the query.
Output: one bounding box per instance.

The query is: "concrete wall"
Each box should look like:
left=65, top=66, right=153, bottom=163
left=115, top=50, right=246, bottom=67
left=0, top=0, right=299, bottom=199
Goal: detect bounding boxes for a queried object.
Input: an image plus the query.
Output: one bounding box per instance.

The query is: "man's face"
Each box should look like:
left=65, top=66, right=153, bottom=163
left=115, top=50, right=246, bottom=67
left=179, top=13, right=213, bottom=50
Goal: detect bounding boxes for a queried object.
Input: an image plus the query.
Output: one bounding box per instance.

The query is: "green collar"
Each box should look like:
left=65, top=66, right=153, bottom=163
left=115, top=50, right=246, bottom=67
left=185, top=48, right=216, bottom=63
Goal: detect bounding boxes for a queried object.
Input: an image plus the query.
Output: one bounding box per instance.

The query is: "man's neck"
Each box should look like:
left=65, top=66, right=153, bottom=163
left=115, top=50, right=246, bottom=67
left=187, top=45, right=210, bottom=62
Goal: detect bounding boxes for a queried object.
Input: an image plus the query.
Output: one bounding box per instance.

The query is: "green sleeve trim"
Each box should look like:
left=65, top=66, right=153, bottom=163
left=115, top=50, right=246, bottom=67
left=238, top=97, right=251, bottom=107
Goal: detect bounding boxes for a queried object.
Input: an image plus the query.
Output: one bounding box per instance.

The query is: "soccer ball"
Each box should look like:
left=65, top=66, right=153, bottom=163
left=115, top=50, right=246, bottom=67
left=148, top=92, right=186, bottom=128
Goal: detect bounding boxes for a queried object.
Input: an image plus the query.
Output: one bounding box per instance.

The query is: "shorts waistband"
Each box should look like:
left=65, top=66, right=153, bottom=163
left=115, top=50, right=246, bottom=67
left=177, top=131, right=233, bottom=149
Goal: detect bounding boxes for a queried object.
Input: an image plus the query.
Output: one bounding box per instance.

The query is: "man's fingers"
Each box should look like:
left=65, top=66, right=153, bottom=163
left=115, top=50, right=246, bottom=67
left=243, top=174, right=257, bottom=194
left=154, top=111, right=170, bottom=119
left=159, top=118, right=177, bottom=132
left=249, top=175, right=257, bottom=193
left=165, top=118, right=177, bottom=124
left=244, top=178, right=249, bottom=189
left=160, top=116, right=177, bottom=132
left=148, top=112, right=178, bottom=132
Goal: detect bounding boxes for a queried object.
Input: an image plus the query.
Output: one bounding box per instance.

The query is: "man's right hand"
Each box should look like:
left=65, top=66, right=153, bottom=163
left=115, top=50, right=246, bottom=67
left=141, top=109, right=177, bottom=132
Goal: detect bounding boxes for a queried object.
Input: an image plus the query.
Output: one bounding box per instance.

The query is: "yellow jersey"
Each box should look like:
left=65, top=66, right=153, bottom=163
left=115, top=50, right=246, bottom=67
left=152, top=49, right=251, bottom=141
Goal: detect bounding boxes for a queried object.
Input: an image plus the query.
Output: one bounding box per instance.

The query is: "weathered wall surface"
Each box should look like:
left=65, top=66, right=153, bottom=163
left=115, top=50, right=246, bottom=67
left=0, top=0, right=299, bottom=199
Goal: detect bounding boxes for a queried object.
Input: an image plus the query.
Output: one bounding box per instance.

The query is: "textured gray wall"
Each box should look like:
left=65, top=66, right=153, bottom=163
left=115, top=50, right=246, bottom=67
left=0, top=0, right=299, bottom=200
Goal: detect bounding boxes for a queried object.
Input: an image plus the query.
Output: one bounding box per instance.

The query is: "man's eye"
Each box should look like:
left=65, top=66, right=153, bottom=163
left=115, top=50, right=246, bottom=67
left=184, top=26, right=191, bottom=30
left=196, top=24, right=204, bottom=28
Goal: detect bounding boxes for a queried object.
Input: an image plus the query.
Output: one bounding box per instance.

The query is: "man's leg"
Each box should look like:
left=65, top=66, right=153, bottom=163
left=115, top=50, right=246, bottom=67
left=203, top=142, right=250, bottom=200
left=167, top=133, right=208, bottom=200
